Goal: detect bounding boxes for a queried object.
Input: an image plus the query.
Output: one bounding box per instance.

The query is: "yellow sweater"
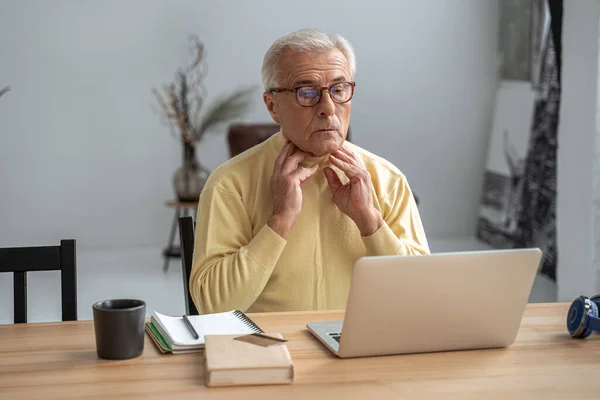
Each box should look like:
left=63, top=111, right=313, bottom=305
left=190, top=132, right=429, bottom=314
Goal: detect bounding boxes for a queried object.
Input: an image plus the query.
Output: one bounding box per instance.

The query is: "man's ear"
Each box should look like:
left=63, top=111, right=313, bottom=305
left=263, top=92, right=281, bottom=124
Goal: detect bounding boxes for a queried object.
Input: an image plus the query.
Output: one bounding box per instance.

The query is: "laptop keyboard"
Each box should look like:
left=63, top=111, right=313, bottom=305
left=328, top=332, right=341, bottom=343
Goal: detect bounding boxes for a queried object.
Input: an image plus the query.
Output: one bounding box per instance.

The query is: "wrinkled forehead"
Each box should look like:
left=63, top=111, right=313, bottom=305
left=276, top=48, right=351, bottom=87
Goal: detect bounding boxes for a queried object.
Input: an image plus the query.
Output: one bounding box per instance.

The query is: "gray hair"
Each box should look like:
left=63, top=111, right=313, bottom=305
left=261, top=29, right=356, bottom=90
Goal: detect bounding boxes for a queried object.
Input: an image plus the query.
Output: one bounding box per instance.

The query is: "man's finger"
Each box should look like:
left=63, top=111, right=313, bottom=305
left=292, top=164, right=319, bottom=182
left=274, top=142, right=294, bottom=171
left=338, top=145, right=364, bottom=167
left=329, top=153, right=361, bottom=177
left=324, top=167, right=343, bottom=193
left=283, top=148, right=310, bottom=173
left=331, top=148, right=355, bottom=166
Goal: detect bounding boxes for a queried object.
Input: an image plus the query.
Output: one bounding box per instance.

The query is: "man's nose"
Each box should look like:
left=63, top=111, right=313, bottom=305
left=316, top=91, right=335, bottom=118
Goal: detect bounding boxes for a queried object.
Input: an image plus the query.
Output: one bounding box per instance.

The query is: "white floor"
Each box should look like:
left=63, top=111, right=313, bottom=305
left=0, top=236, right=557, bottom=324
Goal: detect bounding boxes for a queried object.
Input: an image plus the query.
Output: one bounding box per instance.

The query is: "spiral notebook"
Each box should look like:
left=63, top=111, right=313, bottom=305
left=149, top=310, right=264, bottom=352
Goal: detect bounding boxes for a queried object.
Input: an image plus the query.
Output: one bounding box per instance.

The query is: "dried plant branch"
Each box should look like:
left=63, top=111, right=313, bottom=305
left=188, top=35, right=204, bottom=70
left=152, top=88, right=170, bottom=115
left=152, top=35, right=255, bottom=152
left=195, top=86, right=257, bottom=141
left=167, top=119, right=185, bottom=144
left=0, top=86, right=10, bottom=98
left=164, top=85, right=188, bottom=140
left=152, top=102, right=184, bottom=144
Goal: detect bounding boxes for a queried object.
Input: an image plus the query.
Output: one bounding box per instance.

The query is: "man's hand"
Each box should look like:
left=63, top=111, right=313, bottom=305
left=268, top=141, right=319, bottom=239
left=324, top=144, right=384, bottom=236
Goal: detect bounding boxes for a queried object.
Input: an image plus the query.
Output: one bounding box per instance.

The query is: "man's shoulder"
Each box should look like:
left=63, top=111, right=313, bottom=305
left=202, top=133, right=277, bottom=195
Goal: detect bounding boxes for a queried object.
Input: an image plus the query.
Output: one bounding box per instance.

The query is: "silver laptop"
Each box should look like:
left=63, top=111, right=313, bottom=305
left=306, top=248, right=542, bottom=358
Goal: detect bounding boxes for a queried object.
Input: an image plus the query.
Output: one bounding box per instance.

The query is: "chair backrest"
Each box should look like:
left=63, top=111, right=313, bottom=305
left=227, top=123, right=280, bottom=158
left=0, top=239, right=77, bottom=323
left=178, top=216, right=199, bottom=315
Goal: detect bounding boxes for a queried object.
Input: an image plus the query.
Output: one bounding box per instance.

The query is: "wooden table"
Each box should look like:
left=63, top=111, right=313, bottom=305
left=0, top=303, right=598, bottom=399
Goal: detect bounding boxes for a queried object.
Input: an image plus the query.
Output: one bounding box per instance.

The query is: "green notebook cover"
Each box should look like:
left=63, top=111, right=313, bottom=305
left=146, top=321, right=172, bottom=351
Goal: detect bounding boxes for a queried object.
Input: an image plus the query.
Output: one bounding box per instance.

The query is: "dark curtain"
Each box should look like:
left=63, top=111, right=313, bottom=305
left=548, top=0, right=563, bottom=85
left=514, top=0, right=563, bottom=281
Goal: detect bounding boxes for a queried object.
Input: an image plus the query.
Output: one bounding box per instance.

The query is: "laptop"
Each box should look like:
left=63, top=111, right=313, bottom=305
left=306, top=248, right=542, bottom=358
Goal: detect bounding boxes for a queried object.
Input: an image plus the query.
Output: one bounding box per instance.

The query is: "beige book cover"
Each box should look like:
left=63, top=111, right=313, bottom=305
left=204, top=333, right=294, bottom=387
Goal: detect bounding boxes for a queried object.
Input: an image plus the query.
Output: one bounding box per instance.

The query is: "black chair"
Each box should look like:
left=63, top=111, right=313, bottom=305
left=178, top=216, right=199, bottom=315
left=0, top=239, right=77, bottom=323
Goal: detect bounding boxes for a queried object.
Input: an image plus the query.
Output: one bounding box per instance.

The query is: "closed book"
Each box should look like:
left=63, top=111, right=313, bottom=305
left=204, top=333, right=294, bottom=387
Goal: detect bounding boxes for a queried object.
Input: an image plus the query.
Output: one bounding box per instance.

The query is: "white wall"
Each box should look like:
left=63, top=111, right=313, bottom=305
left=0, top=0, right=499, bottom=250
left=557, top=0, right=600, bottom=301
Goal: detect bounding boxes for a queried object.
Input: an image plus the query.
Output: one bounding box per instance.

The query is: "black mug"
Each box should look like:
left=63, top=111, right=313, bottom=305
left=92, top=299, right=146, bottom=360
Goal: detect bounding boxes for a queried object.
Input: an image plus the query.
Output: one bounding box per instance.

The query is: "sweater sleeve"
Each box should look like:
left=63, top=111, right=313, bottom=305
left=189, top=186, right=287, bottom=314
left=361, top=176, right=430, bottom=256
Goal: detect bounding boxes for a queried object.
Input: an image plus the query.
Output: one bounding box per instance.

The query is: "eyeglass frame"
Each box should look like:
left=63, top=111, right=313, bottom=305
left=266, top=81, right=356, bottom=107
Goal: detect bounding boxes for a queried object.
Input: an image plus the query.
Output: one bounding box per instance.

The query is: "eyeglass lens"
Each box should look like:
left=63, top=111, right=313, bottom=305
left=296, top=82, right=353, bottom=106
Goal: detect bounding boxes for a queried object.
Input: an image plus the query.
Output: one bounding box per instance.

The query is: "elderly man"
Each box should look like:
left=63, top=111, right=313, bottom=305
left=190, top=29, right=429, bottom=314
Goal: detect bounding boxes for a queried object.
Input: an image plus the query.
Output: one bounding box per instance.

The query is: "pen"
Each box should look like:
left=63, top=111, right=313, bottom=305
left=183, top=314, right=199, bottom=340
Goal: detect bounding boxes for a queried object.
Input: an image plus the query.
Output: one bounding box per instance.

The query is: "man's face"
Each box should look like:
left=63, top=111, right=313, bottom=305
left=264, top=49, right=352, bottom=157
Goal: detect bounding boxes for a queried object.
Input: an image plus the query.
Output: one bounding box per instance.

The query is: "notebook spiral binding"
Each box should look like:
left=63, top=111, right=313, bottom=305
left=233, top=310, right=264, bottom=333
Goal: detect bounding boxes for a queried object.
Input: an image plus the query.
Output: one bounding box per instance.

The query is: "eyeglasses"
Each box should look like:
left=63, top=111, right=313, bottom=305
left=267, top=81, right=356, bottom=107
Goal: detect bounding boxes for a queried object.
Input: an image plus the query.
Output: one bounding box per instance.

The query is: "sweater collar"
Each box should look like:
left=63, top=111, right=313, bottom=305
left=273, top=131, right=331, bottom=168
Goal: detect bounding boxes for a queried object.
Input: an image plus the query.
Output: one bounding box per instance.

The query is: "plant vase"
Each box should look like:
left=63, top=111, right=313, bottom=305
left=173, top=143, right=210, bottom=202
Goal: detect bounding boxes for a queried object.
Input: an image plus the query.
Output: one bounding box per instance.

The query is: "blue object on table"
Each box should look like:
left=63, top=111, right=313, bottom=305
left=567, top=295, right=600, bottom=338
